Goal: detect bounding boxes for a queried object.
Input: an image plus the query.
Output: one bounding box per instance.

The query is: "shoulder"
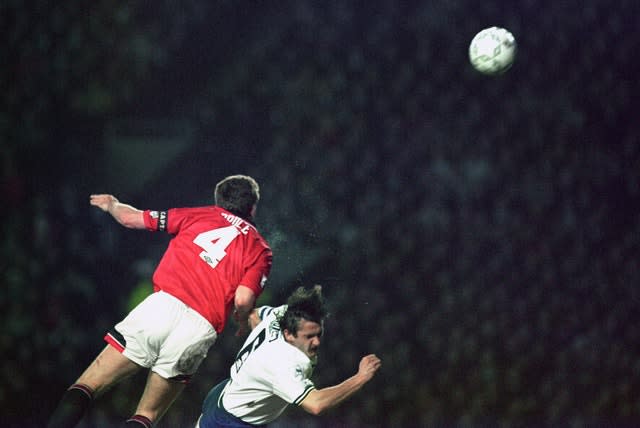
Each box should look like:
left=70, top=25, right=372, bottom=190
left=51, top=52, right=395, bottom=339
left=249, top=305, right=284, bottom=332
left=258, top=304, right=286, bottom=321
left=167, top=206, right=228, bottom=227
left=269, top=341, right=314, bottom=378
left=169, top=205, right=217, bottom=216
left=164, top=205, right=217, bottom=221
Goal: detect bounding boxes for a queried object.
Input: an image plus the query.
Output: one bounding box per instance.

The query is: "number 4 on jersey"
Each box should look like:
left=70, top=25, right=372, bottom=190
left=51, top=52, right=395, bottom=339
left=193, top=225, right=240, bottom=268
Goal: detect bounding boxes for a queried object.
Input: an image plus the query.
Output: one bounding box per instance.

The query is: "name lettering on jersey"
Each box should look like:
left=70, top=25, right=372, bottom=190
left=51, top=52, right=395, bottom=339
left=268, top=323, right=280, bottom=342
left=221, top=212, right=251, bottom=235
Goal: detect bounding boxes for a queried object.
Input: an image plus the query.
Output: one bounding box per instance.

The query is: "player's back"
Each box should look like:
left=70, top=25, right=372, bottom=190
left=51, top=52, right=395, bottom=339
left=152, top=205, right=272, bottom=332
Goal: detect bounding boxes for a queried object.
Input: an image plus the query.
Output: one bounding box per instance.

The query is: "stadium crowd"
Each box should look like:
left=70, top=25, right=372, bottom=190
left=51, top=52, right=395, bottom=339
left=3, top=1, right=638, bottom=427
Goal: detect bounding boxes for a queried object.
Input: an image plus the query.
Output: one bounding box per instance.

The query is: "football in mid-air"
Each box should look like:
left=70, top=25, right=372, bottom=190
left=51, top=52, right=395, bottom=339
left=469, top=26, right=516, bottom=75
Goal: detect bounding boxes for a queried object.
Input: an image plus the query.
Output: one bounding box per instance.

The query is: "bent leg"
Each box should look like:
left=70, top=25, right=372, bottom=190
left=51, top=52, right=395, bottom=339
left=131, top=371, right=186, bottom=424
left=76, top=344, right=142, bottom=396
left=48, top=345, right=141, bottom=428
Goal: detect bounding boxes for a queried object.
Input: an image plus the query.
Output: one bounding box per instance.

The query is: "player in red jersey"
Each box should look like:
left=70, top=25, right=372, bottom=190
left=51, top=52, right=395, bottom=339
left=48, top=175, right=272, bottom=428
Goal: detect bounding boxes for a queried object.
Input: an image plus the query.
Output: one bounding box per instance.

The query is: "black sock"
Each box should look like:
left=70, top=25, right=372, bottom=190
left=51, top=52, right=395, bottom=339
left=47, top=383, right=94, bottom=428
left=124, top=414, right=153, bottom=427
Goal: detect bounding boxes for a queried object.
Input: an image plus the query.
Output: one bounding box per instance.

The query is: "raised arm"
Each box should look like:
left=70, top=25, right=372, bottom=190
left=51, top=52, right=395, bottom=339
left=300, top=354, right=381, bottom=416
left=233, top=285, right=257, bottom=336
left=90, top=194, right=145, bottom=229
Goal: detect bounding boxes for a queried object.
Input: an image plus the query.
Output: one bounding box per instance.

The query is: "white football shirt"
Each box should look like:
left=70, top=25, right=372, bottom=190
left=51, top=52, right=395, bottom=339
left=220, top=305, right=316, bottom=425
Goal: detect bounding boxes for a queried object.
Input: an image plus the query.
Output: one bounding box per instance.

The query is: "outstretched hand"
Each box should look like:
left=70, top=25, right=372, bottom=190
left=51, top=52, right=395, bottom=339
left=90, top=194, right=118, bottom=212
left=357, top=354, right=382, bottom=381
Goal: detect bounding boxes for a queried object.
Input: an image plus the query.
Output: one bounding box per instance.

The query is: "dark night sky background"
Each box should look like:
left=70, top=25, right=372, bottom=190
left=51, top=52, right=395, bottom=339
left=2, top=1, right=640, bottom=427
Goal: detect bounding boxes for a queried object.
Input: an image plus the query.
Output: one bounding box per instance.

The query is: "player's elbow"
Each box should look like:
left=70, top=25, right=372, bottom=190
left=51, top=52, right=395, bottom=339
left=234, top=286, right=256, bottom=312
left=302, top=402, right=325, bottom=416
left=300, top=393, right=328, bottom=416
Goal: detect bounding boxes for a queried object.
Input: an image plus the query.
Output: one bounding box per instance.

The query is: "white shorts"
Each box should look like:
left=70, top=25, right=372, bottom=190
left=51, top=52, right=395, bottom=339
left=104, top=291, right=217, bottom=381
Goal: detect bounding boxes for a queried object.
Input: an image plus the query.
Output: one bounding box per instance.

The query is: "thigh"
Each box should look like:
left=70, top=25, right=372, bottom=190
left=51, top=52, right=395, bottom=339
left=135, top=371, right=186, bottom=422
left=154, top=305, right=217, bottom=380
left=200, top=380, right=261, bottom=428
left=76, top=345, right=142, bottom=396
left=111, top=291, right=178, bottom=368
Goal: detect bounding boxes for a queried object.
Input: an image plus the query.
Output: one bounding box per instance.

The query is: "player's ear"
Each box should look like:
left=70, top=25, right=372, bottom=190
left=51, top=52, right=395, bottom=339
left=283, top=329, right=295, bottom=343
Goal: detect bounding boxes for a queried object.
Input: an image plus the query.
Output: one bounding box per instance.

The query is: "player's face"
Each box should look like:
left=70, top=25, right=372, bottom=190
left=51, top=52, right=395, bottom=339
left=285, top=319, right=323, bottom=359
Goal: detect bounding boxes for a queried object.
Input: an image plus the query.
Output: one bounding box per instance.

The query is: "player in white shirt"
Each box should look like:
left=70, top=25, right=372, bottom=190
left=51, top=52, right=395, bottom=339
left=196, top=285, right=381, bottom=427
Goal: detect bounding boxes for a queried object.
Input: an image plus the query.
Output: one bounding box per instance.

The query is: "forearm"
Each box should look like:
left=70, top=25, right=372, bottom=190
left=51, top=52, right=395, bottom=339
left=301, top=354, right=381, bottom=415
left=107, top=202, right=145, bottom=229
left=233, top=286, right=256, bottom=335
left=90, top=194, right=145, bottom=229
left=301, top=374, right=368, bottom=415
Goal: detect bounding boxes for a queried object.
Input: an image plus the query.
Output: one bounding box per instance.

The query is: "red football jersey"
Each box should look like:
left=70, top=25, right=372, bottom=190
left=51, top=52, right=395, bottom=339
left=143, top=205, right=272, bottom=333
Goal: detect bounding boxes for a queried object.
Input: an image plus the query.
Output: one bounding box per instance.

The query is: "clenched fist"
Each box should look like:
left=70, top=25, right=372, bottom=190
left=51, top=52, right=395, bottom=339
left=357, top=354, right=382, bottom=381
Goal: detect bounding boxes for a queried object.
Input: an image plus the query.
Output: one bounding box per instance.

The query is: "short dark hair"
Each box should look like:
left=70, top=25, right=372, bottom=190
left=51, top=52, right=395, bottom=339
left=279, top=285, right=327, bottom=336
left=214, top=175, right=260, bottom=220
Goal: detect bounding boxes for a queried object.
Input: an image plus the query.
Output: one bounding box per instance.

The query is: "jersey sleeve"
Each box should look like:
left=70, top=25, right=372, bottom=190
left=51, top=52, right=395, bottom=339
left=271, top=358, right=316, bottom=405
left=239, top=246, right=272, bottom=296
left=257, top=306, right=275, bottom=321
left=256, top=304, right=286, bottom=322
left=143, top=207, right=195, bottom=233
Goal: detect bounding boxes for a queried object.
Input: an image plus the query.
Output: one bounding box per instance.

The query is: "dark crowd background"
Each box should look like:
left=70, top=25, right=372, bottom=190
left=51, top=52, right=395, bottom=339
left=2, top=1, right=639, bottom=427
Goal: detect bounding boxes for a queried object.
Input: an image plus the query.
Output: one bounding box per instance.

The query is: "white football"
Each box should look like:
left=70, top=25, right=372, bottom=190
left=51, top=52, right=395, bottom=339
left=469, top=26, right=516, bottom=75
